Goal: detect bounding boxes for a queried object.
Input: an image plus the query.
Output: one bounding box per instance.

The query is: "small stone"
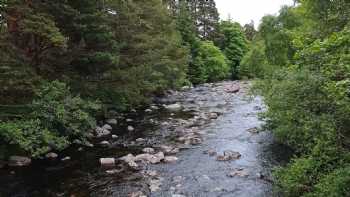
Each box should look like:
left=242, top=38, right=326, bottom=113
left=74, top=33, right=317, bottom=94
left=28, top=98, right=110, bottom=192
left=95, top=127, right=111, bottom=137
left=99, top=141, right=110, bottom=147
left=78, top=147, right=84, bottom=151
left=45, top=152, right=58, bottom=159
left=165, top=103, right=182, bottom=111
left=8, top=156, right=31, bottom=167
left=150, top=105, right=159, bottom=110
left=112, top=135, right=118, bottom=139
left=142, top=148, right=155, bottom=154
left=145, top=109, right=152, bottom=113
left=106, top=119, right=118, bottom=125
left=135, top=138, right=145, bottom=142
left=85, top=142, right=94, bottom=148
left=224, top=150, right=241, bottom=160
left=164, top=156, right=178, bottom=163
left=228, top=169, right=249, bottom=177
left=128, top=126, right=135, bottom=132
left=100, top=158, right=115, bottom=167
left=106, top=169, right=121, bottom=175
left=209, top=112, right=218, bottom=119
left=247, top=127, right=259, bottom=134
left=61, top=156, right=71, bottom=161
left=126, top=119, right=134, bottom=122
left=102, top=124, right=113, bottom=131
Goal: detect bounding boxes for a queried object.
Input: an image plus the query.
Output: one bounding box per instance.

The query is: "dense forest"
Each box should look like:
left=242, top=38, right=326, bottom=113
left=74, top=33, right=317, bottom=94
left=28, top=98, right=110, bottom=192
left=241, top=0, right=350, bottom=196
left=0, top=1, right=247, bottom=160
left=1, top=0, right=350, bottom=196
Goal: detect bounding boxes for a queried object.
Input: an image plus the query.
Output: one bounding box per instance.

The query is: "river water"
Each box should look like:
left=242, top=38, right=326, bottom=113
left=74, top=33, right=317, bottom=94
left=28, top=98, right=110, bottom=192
left=0, top=81, right=291, bottom=197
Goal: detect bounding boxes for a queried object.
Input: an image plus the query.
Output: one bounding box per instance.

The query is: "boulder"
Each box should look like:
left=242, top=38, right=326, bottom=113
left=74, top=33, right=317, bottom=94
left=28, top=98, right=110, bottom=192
left=45, top=152, right=58, bottom=159
left=135, top=152, right=164, bottom=164
left=100, top=158, right=115, bottom=167
left=164, top=156, right=178, bottom=163
left=102, top=124, right=113, bottom=131
left=119, top=154, right=138, bottom=169
left=112, top=135, right=119, bottom=139
left=95, top=127, right=111, bottom=137
left=135, top=138, right=145, bottom=142
left=127, top=126, right=135, bottom=132
left=8, top=156, right=31, bottom=167
left=106, top=119, right=118, bottom=125
left=247, top=127, right=259, bottom=134
left=145, top=109, right=152, bottom=113
left=126, top=118, right=134, bottom=122
left=225, top=85, right=240, bottom=93
left=228, top=169, right=249, bottom=177
left=217, top=150, right=241, bottom=161
left=160, top=145, right=180, bottom=155
left=209, top=112, right=219, bottom=119
left=99, top=141, right=111, bottom=147
left=142, top=148, right=155, bottom=154
left=61, top=156, right=71, bottom=161
left=165, top=103, right=182, bottom=111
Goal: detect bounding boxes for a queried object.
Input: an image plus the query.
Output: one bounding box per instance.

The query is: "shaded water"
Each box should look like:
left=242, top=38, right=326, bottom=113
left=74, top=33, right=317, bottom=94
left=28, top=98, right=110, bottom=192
left=0, top=81, right=292, bottom=197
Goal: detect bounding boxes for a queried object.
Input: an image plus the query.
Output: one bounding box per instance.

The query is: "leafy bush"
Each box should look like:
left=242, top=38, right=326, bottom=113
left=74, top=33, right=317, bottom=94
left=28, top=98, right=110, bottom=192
left=239, top=41, right=267, bottom=78
left=0, top=81, right=100, bottom=157
left=189, top=41, right=229, bottom=84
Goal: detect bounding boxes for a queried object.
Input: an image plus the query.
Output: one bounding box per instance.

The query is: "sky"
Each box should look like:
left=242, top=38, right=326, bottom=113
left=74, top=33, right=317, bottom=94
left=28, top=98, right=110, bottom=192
left=215, top=0, right=295, bottom=27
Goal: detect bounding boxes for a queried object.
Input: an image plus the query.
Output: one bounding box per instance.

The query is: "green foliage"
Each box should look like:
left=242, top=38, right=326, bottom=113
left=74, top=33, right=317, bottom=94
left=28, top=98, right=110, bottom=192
left=190, top=41, right=229, bottom=84
left=251, top=1, right=350, bottom=196
left=217, top=21, right=248, bottom=79
left=0, top=81, right=100, bottom=157
left=239, top=41, right=267, bottom=78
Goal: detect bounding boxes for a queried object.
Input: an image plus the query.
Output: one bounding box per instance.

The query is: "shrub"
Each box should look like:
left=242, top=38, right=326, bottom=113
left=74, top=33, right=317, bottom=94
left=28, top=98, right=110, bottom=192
left=190, top=41, right=229, bottom=84
left=0, top=81, right=100, bottom=157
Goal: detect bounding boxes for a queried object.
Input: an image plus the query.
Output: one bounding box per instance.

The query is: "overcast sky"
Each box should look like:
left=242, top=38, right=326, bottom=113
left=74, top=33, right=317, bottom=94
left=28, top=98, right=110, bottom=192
left=215, top=0, right=294, bottom=27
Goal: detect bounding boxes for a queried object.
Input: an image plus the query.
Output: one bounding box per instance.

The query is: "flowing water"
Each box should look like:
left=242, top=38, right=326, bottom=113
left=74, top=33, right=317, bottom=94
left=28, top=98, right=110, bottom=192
left=0, top=81, right=292, bottom=197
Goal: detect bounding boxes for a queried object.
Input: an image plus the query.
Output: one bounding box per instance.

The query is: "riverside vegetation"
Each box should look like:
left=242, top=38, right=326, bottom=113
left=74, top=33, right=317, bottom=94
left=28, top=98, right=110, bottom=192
left=1, top=0, right=350, bottom=197
left=0, top=1, right=246, bottom=165
left=240, top=0, right=350, bottom=196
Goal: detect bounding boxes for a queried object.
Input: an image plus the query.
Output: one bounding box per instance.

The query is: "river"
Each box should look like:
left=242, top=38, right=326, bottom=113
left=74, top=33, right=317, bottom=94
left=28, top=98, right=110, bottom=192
left=0, top=81, right=292, bottom=197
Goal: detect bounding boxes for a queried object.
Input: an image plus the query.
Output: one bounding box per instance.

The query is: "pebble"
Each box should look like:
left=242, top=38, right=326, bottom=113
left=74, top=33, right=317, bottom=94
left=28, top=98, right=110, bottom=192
left=128, top=126, right=135, bottom=132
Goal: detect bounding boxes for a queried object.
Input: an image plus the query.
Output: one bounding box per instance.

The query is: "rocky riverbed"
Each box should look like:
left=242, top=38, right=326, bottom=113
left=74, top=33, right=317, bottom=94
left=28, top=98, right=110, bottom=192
left=0, top=81, right=292, bottom=197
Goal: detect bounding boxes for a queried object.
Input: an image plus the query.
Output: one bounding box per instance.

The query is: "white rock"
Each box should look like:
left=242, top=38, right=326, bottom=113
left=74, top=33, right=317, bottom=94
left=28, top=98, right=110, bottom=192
left=99, top=141, right=110, bottom=147
left=95, top=127, right=111, bottom=137
left=164, top=156, right=178, bottom=163
left=100, top=158, right=115, bottom=167
left=112, top=135, right=118, bottom=139
left=165, top=103, right=182, bottom=111
left=136, top=138, right=145, bottom=142
left=45, top=152, right=58, bottom=159
left=142, top=148, right=155, bottom=154
left=102, top=124, right=113, bottom=131
left=106, top=119, right=118, bottom=125
left=8, top=156, right=31, bottom=167
left=61, top=156, right=71, bottom=161
left=128, top=126, right=135, bottom=132
left=126, top=118, right=133, bottom=122
left=145, top=109, right=152, bottom=113
left=135, top=153, right=162, bottom=164
left=209, top=112, right=218, bottom=119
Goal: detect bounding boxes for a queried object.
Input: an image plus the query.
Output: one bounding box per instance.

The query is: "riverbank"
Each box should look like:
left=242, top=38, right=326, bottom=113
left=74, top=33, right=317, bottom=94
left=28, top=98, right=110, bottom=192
left=0, top=81, right=291, bottom=197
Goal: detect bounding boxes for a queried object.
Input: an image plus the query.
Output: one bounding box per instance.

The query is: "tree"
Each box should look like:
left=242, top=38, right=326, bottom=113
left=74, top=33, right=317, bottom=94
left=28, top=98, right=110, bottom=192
left=243, top=20, right=257, bottom=41
left=190, top=41, right=229, bottom=84
left=218, top=21, right=247, bottom=79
